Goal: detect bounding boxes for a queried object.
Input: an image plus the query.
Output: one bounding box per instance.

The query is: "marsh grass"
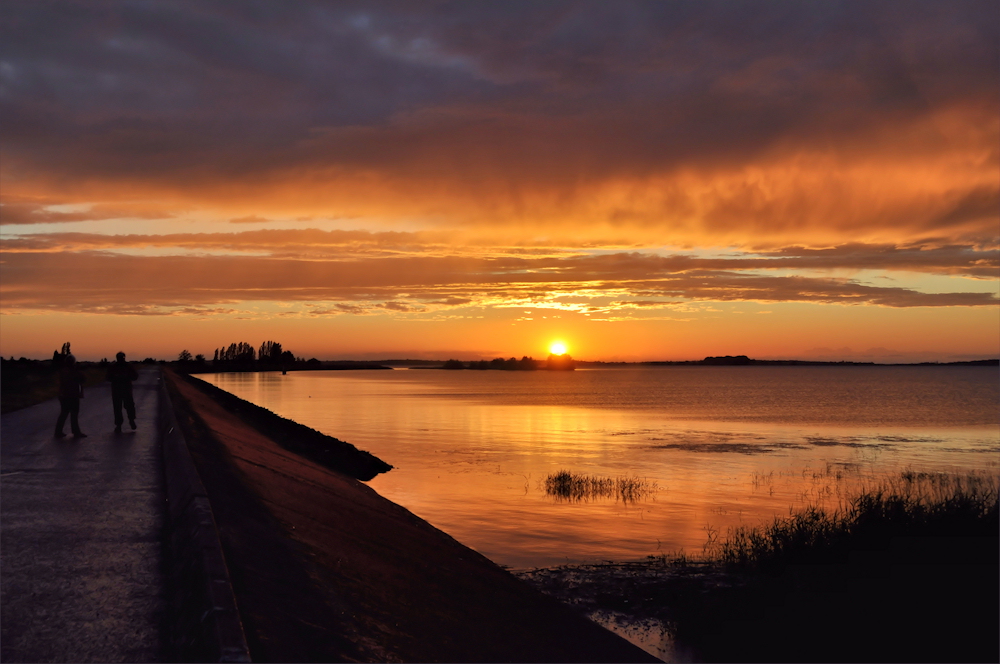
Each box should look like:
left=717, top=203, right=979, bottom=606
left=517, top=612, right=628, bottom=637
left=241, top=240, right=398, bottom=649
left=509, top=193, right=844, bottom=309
left=712, top=471, right=998, bottom=571
left=521, top=470, right=999, bottom=662
left=544, top=470, right=658, bottom=503
left=681, top=470, right=998, bottom=661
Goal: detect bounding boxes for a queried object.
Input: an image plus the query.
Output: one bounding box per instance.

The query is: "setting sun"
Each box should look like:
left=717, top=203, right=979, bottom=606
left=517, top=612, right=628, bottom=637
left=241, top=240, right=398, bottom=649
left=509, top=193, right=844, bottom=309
left=549, top=342, right=568, bottom=356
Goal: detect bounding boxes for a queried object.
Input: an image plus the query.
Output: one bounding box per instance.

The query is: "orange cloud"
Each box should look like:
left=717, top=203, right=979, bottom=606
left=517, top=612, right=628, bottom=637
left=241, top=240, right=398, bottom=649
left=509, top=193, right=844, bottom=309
left=4, top=231, right=996, bottom=277
left=6, top=104, right=996, bottom=247
left=2, top=249, right=995, bottom=318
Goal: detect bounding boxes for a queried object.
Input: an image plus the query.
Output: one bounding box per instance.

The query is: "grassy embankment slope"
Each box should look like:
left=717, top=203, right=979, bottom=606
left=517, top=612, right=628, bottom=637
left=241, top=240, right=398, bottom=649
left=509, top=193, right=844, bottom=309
left=163, top=369, right=655, bottom=663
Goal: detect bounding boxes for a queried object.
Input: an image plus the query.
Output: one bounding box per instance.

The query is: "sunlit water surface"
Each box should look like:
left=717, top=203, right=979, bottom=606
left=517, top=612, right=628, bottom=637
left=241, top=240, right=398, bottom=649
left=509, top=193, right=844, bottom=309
left=202, top=366, right=999, bottom=570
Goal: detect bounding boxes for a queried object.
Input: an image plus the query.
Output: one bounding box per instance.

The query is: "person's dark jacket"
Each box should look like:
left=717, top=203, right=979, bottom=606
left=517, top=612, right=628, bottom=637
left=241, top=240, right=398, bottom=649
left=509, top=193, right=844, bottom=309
left=58, top=366, right=85, bottom=399
left=106, top=361, right=138, bottom=395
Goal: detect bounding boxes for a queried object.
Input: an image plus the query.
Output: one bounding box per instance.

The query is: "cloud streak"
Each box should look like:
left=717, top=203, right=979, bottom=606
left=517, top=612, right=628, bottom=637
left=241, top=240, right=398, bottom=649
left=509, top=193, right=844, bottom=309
left=4, top=230, right=997, bottom=277
left=2, top=248, right=995, bottom=316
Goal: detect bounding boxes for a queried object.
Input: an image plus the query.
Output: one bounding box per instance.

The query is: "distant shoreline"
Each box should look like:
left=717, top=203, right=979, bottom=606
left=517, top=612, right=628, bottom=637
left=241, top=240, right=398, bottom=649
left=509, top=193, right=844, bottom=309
left=391, top=356, right=1000, bottom=368
left=629, top=356, right=999, bottom=367
left=188, top=357, right=1000, bottom=372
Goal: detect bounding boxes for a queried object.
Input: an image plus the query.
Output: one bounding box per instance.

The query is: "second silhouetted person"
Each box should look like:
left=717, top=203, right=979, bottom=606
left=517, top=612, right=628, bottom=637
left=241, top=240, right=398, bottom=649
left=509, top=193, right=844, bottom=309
left=107, top=351, right=138, bottom=433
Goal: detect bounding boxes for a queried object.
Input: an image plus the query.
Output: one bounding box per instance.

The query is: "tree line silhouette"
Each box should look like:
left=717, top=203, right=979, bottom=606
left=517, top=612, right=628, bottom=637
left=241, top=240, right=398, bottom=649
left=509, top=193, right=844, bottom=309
left=442, top=354, right=575, bottom=371
left=166, top=340, right=307, bottom=372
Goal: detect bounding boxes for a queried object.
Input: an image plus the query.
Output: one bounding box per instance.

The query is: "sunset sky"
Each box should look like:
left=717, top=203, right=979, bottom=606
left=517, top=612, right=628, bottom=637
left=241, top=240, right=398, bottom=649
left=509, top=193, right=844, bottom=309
left=2, top=1, right=997, bottom=362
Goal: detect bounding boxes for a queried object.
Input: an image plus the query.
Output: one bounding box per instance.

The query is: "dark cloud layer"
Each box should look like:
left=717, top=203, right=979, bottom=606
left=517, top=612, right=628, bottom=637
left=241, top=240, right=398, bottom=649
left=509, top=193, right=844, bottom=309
left=2, top=1, right=997, bottom=240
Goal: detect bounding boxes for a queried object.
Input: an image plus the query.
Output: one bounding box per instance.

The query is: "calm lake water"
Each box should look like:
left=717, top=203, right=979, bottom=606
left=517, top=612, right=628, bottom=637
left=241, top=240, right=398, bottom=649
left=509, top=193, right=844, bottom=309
left=202, top=366, right=999, bottom=569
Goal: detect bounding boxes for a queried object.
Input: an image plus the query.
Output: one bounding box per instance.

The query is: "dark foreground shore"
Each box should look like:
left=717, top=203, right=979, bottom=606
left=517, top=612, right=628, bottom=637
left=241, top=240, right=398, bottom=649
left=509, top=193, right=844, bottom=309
left=163, top=370, right=656, bottom=662
left=517, top=481, right=999, bottom=663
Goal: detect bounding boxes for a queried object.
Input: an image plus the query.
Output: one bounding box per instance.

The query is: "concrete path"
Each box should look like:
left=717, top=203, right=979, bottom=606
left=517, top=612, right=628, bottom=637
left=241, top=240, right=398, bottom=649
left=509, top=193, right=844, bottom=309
left=1, top=370, right=166, bottom=663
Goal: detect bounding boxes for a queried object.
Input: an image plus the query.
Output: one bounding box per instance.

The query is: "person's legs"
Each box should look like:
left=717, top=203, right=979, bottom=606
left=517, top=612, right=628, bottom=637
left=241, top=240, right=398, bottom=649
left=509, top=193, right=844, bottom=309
left=55, top=398, right=70, bottom=436
left=124, top=393, right=136, bottom=429
left=112, top=391, right=124, bottom=430
left=67, top=398, right=84, bottom=437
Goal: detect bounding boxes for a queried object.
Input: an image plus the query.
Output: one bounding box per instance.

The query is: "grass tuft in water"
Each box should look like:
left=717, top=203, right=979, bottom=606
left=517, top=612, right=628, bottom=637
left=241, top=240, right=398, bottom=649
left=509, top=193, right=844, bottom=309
left=544, top=470, right=658, bottom=503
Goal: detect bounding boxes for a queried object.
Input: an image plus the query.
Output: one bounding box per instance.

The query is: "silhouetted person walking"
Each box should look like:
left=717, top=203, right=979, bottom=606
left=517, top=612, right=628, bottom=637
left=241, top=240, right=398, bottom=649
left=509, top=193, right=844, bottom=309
left=55, top=354, right=87, bottom=438
left=107, top=351, right=138, bottom=433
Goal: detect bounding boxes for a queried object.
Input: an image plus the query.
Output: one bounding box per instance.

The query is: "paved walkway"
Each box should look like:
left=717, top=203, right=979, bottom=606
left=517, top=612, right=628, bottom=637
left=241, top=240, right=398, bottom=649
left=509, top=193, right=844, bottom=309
left=1, top=370, right=166, bottom=663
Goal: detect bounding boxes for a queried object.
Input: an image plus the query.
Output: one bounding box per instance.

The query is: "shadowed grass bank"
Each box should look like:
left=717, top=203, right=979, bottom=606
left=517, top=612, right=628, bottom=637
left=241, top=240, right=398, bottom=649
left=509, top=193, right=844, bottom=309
left=520, top=472, right=999, bottom=663
left=0, top=359, right=107, bottom=413
left=179, top=372, right=392, bottom=481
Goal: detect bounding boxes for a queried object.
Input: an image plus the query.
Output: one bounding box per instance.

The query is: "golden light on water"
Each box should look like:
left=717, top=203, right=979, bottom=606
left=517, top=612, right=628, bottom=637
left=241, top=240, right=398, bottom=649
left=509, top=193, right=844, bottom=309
left=201, top=368, right=1000, bottom=569
left=549, top=341, right=568, bottom=356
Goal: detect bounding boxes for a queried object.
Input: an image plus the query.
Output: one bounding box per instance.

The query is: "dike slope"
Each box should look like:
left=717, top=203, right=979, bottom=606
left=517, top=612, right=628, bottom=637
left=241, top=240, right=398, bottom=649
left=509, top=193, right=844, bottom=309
left=164, top=370, right=656, bottom=663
